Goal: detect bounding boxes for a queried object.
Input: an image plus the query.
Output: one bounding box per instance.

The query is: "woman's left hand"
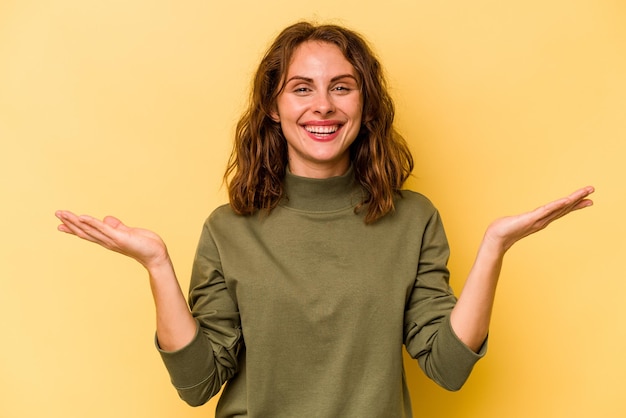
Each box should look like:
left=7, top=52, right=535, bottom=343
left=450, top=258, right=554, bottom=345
left=484, top=186, right=595, bottom=253
left=451, top=185, right=594, bottom=351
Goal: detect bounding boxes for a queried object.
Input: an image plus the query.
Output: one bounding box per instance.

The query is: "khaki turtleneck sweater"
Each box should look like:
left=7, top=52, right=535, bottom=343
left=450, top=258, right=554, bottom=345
left=158, top=167, right=485, bottom=417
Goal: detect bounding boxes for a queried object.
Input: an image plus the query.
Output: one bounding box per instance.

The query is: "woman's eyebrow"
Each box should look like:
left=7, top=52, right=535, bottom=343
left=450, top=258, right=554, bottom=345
left=285, top=76, right=313, bottom=84
left=285, top=74, right=358, bottom=84
left=330, top=74, right=358, bottom=83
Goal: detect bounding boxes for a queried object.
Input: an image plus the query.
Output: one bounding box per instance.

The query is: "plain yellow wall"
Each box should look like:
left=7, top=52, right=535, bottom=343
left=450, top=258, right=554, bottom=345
left=1, top=1, right=624, bottom=417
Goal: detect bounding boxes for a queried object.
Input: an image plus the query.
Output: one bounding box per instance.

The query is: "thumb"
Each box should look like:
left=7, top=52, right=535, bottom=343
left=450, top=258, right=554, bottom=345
left=103, top=215, right=124, bottom=229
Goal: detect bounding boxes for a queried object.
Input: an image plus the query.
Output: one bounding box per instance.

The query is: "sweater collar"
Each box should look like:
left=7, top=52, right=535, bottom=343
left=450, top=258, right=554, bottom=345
left=281, top=165, right=363, bottom=212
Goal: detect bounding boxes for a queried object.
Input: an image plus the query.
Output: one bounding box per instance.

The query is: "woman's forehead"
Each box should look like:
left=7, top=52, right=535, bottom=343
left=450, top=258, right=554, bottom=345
left=285, top=41, right=357, bottom=79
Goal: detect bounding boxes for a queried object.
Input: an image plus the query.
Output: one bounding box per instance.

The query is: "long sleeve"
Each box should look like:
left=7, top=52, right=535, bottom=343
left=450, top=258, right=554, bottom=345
left=157, top=217, right=242, bottom=406
left=403, top=209, right=486, bottom=391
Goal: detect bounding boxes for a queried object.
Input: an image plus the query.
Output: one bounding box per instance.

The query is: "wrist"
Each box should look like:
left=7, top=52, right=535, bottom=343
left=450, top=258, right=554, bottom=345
left=143, top=252, right=173, bottom=275
left=479, top=233, right=508, bottom=259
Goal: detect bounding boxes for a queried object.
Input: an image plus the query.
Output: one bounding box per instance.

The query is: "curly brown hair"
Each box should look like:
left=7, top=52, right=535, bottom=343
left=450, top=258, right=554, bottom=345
left=224, top=22, right=414, bottom=224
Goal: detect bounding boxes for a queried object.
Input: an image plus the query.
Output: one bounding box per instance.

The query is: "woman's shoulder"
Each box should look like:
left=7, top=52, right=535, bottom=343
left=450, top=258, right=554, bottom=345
left=396, top=189, right=438, bottom=212
left=206, top=203, right=239, bottom=224
left=204, top=203, right=269, bottom=230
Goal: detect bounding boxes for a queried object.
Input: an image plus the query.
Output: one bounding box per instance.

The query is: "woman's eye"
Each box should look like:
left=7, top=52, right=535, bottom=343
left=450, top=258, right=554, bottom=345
left=333, top=86, right=352, bottom=93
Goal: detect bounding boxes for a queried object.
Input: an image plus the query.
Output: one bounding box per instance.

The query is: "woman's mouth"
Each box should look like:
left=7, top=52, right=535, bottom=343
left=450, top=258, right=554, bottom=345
left=304, top=124, right=341, bottom=140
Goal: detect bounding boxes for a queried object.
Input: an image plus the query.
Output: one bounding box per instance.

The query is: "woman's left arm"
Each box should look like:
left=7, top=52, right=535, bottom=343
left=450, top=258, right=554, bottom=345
left=450, top=186, right=595, bottom=352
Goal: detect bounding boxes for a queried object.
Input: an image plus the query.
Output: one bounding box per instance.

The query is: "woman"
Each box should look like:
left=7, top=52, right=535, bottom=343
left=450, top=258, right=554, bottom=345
left=56, top=22, right=594, bottom=417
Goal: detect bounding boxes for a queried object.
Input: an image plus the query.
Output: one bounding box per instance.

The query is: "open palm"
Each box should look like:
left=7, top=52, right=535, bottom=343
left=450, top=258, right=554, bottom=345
left=55, top=211, right=168, bottom=269
left=484, top=186, right=594, bottom=253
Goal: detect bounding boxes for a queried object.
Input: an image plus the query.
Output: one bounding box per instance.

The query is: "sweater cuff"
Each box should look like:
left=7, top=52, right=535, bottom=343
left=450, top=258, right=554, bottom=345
left=155, top=320, right=216, bottom=389
left=443, top=314, right=487, bottom=358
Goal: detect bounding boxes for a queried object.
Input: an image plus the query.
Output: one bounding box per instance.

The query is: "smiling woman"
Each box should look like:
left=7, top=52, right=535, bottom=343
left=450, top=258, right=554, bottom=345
left=55, top=21, right=594, bottom=418
left=271, top=41, right=363, bottom=178
left=226, top=23, right=415, bottom=224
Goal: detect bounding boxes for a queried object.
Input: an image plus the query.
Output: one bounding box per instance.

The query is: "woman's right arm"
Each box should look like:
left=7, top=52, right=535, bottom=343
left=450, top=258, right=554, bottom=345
left=55, top=210, right=196, bottom=351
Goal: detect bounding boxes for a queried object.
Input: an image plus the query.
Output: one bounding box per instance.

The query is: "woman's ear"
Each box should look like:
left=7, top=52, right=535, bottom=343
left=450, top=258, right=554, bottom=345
left=270, top=110, right=280, bottom=122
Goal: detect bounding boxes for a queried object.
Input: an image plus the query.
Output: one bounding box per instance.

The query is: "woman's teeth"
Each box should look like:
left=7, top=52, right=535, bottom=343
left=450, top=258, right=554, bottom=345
left=305, top=125, right=339, bottom=134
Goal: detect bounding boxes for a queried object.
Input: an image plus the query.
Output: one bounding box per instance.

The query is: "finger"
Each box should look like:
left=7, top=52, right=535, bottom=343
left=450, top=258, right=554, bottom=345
left=57, top=223, right=73, bottom=234
left=79, top=214, right=130, bottom=237
left=74, top=215, right=123, bottom=247
left=531, top=186, right=594, bottom=226
left=57, top=215, right=104, bottom=243
left=570, top=185, right=595, bottom=199
left=103, top=215, right=123, bottom=228
left=572, top=199, right=593, bottom=211
left=56, top=212, right=117, bottom=248
left=56, top=210, right=89, bottom=237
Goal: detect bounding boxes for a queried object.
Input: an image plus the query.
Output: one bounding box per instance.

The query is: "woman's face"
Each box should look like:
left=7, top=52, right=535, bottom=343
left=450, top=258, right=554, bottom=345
left=273, top=41, right=363, bottom=179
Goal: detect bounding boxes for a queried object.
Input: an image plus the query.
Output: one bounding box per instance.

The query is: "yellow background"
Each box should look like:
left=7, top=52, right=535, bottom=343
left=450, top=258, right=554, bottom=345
left=1, top=1, right=624, bottom=417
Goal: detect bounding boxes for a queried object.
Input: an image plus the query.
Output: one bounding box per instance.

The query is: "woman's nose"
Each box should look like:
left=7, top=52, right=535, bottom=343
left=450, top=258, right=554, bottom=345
left=313, top=92, right=335, bottom=115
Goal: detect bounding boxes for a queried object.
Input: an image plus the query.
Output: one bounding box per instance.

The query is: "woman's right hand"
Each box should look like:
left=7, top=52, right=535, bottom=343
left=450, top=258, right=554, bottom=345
left=55, top=210, right=169, bottom=270
left=56, top=210, right=198, bottom=351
